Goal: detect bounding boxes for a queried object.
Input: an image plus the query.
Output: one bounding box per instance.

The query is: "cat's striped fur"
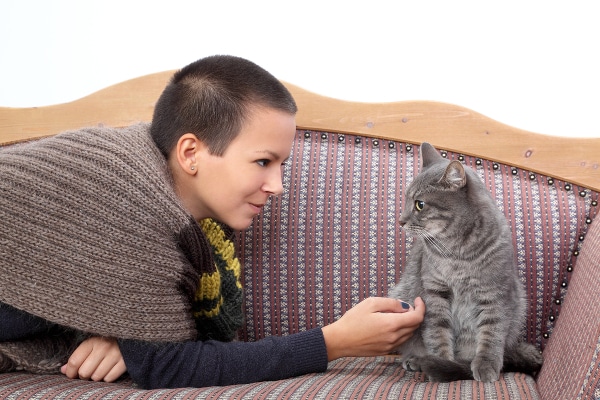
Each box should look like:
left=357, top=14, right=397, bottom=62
left=388, top=143, right=543, bottom=382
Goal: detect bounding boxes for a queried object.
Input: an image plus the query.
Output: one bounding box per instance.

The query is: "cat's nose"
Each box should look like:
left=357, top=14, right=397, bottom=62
left=398, top=219, right=406, bottom=227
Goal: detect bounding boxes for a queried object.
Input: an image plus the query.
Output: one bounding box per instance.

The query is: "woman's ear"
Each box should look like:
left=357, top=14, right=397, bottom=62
left=174, top=133, right=201, bottom=175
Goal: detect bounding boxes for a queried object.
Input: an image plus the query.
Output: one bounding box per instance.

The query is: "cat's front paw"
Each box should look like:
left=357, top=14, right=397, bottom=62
left=402, top=356, right=423, bottom=372
left=471, top=354, right=502, bottom=382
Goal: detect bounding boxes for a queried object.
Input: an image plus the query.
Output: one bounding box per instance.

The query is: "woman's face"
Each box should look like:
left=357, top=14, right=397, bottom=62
left=184, top=107, right=296, bottom=230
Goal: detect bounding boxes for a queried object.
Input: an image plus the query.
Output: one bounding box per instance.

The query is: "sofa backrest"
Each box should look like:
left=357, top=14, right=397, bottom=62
left=237, top=129, right=600, bottom=353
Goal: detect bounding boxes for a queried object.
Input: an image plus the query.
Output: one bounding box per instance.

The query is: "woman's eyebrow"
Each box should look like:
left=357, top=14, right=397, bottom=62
left=255, top=150, right=290, bottom=162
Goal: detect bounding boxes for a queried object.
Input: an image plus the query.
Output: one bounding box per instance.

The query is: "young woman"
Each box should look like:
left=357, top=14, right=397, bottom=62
left=0, top=55, right=425, bottom=388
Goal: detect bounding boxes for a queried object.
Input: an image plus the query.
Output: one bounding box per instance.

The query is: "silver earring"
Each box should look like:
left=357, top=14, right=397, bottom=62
left=190, top=166, right=196, bottom=171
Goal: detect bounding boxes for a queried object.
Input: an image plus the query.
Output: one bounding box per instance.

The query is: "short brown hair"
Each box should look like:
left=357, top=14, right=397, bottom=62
left=150, top=55, right=297, bottom=157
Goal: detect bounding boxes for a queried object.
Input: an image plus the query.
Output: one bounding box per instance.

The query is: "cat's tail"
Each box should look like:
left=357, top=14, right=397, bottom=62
left=417, top=357, right=473, bottom=382
left=417, top=342, right=543, bottom=382
left=503, top=341, right=543, bottom=376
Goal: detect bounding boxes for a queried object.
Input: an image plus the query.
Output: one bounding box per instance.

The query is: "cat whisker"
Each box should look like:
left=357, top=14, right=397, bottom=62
left=407, top=226, right=455, bottom=258
left=424, top=236, right=455, bottom=258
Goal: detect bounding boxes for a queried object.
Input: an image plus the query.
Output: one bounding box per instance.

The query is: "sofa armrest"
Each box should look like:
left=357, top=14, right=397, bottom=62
left=537, top=217, right=600, bottom=399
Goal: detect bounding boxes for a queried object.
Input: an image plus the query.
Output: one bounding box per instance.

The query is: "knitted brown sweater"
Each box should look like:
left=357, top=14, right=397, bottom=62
left=0, top=123, right=243, bottom=372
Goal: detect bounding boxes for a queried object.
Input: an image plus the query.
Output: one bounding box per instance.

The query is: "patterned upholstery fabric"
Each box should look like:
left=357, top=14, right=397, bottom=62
left=1, top=130, right=598, bottom=399
left=238, top=130, right=599, bottom=352
left=0, top=358, right=540, bottom=399
left=537, top=217, right=600, bottom=400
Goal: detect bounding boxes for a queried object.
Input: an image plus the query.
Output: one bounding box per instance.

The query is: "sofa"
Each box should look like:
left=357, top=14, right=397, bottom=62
left=1, top=71, right=599, bottom=400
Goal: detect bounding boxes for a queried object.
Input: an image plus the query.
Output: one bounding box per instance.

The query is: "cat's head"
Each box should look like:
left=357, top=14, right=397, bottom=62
left=399, top=142, right=472, bottom=239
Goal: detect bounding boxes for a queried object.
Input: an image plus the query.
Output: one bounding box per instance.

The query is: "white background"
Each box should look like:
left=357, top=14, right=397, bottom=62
left=1, top=1, right=598, bottom=138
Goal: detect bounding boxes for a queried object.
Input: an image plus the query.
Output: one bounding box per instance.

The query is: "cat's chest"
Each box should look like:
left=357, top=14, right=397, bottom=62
left=420, top=253, right=474, bottom=288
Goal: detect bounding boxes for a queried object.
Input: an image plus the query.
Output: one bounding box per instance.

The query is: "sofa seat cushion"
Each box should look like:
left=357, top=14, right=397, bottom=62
left=0, top=356, right=539, bottom=399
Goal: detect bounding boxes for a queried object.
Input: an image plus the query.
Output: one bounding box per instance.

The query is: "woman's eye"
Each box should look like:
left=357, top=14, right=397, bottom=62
left=414, top=200, right=425, bottom=211
left=256, top=159, right=270, bottom=167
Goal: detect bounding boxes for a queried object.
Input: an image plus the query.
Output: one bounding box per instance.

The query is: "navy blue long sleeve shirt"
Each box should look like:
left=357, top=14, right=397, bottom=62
left=1, top=302, right=329, bottom=389
left=119, top=328, right=328, bottom=388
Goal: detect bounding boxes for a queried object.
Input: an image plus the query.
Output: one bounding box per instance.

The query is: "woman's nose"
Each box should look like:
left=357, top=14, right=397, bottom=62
left=263, top=168, right=284, bottom=196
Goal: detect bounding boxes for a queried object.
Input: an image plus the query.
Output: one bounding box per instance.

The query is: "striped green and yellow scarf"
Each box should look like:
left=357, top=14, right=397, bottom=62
left=193, top=218, right=244, bottom=342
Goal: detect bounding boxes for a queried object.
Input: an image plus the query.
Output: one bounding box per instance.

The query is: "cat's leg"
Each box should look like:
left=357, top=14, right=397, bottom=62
left=421, top=287, right=455, bottom=361
left=388, top=252, right=429, bottom=372
left=471, top=351, right=503, bottom=382
left=389, top=280, right=428, bottom=372
left=470, top=302, right=507, bottom=382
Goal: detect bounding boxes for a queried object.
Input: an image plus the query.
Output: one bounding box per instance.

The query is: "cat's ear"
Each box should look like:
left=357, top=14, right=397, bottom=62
left=420, top=142, right=444, bottom=169
left=442, top=160, right=467, bottom=189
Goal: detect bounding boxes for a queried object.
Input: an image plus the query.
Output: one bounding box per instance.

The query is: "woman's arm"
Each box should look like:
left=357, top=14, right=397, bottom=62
left=61, top=296, right=424, bottom=389
left=119, top=297, right=424, bottom=389
left=119, top=327, right=328, bottom=389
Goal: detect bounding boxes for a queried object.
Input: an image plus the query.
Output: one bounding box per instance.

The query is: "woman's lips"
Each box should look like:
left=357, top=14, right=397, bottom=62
left=249, top=203, right=264, bottom=214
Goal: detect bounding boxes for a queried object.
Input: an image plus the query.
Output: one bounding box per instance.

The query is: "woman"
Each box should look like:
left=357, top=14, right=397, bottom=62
left=0, top=55, right=425, bottom=388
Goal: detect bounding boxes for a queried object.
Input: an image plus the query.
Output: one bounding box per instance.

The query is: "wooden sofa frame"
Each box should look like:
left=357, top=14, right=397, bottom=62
left=1, top=71, right=598, bottom=192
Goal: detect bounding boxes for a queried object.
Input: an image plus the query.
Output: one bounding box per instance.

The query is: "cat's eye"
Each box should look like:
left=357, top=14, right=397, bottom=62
left=414, top=200, right=425, bottom=211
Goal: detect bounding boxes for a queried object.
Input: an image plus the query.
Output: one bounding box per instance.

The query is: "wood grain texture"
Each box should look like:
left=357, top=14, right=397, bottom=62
left=1, top=71, right=598, bottom=190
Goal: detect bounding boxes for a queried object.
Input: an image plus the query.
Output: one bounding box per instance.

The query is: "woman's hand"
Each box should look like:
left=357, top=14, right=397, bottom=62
left=61, top=336, right=126, bottom=382
left=321, top=297, right=425, bottom=361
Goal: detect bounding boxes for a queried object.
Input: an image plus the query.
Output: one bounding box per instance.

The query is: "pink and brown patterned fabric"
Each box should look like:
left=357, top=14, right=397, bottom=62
left=0, top=357, right=540, bottom=399
left=537, top=215, right=600, bottom=399
left=239, top=131, right=599, bottom=353
left=1, top=130, right=598, bottom=399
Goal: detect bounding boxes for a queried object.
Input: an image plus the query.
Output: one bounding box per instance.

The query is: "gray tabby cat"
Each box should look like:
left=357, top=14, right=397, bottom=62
left=388, top=142, right=543, bottom=382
